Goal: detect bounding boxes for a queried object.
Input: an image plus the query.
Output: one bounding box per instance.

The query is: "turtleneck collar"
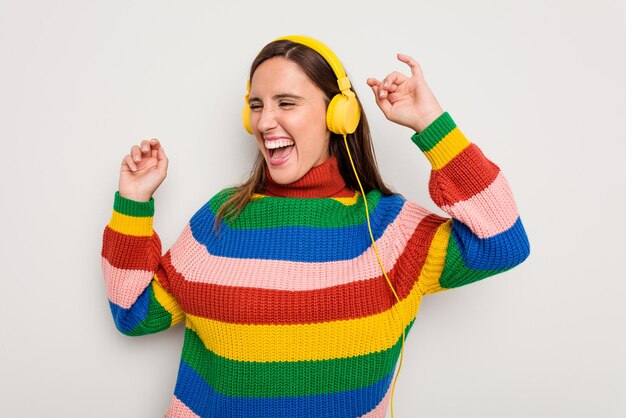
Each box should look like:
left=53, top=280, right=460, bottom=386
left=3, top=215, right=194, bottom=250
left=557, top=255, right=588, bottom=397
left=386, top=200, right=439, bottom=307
left=262, top=155, right=355, bottom=198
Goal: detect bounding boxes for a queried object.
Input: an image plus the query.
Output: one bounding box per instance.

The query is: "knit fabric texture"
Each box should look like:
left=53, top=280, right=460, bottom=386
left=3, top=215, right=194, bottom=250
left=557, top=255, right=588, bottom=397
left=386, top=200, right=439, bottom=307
left=101, top=112, right=530, bottom=417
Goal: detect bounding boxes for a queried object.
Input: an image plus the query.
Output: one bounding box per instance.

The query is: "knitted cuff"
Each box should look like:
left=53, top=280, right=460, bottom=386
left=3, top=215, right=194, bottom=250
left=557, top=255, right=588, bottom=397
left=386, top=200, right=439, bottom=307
left=113, top=191, right=155, bottom=216
left=107, top=191, right=155, bottom=236
left=410, top=112, right=471, bottom=170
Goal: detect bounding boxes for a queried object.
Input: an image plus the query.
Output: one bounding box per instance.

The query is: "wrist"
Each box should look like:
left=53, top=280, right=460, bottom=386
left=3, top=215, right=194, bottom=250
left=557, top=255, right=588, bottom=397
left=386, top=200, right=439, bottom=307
left=410, top=107, right=445, bottom=133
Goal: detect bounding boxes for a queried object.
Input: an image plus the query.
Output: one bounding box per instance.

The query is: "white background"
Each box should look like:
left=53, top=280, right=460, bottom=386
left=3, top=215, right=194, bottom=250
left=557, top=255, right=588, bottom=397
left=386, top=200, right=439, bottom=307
left=1, top=0, right=625, bottom=417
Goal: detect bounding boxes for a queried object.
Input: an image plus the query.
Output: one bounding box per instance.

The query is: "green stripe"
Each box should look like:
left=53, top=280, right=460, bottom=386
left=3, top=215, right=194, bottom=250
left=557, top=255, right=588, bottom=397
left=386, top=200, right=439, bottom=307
left=439, top=233, right=511, bottom=289
left=128, top=283, right=172, bottom=336
left=114, top=192, right=154, bottom=217
left=181, top=321, right=414, bottom=397
left=410, top=112, right=456, bottom=152
left=210, top=188, right=384, bottom=229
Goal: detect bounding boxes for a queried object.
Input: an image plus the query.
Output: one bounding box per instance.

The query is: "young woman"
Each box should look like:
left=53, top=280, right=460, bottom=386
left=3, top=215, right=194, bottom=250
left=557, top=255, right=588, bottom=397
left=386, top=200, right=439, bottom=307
left=102, top=36, right=530, bottom=418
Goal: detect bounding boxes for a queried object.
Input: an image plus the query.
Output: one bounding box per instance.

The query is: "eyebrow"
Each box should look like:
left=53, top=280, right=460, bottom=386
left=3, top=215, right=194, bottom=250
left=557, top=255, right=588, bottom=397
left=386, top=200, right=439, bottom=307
left=248, top=93, right=305, bottom=102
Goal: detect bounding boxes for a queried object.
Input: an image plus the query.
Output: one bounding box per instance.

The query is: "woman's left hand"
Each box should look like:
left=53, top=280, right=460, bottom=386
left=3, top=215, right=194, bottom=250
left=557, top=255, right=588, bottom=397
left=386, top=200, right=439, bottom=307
left=367, top=54, right=444, bottom=133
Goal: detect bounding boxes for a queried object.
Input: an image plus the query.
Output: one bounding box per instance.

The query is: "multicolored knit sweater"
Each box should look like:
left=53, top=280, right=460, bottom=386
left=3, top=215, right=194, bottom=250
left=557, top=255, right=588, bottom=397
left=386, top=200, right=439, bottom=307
left=101, top=112, right=530, bottom=417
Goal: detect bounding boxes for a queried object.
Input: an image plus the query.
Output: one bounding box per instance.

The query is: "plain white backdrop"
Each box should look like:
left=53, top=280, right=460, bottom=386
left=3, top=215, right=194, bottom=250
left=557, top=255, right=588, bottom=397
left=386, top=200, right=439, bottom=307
left=1, top=0, right=625, bottom=417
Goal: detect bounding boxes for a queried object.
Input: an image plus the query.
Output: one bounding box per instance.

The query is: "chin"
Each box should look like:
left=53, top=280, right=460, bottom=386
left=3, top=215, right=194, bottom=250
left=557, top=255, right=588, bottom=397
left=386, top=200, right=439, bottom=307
left=267, top=167, right=302, bottom=185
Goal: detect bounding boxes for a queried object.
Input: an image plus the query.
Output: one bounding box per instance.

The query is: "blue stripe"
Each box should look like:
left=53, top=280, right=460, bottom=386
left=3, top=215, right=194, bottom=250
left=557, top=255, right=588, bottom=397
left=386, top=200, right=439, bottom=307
left=108, top=285, right=150, bottom=334
left=452, top=216, right=530, bottom=270
left=189, top=195, right=406, bottom=262
left=173, top=360, right=393, bottom=418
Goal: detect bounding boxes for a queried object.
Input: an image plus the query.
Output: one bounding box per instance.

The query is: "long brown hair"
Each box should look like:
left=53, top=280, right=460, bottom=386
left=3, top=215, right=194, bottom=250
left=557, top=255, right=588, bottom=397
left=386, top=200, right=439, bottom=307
left=215, top=39, right=395, bottom=226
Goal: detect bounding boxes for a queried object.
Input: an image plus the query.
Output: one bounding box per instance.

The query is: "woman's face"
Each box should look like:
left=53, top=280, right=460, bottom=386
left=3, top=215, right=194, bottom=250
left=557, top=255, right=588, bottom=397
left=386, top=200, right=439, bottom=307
left=248, top=57, right=331, bottom=185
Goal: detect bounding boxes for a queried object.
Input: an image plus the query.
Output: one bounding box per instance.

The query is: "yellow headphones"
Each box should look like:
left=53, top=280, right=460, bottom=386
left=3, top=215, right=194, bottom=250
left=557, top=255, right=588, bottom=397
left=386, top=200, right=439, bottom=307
left=242, top=35, right=361, bottom=136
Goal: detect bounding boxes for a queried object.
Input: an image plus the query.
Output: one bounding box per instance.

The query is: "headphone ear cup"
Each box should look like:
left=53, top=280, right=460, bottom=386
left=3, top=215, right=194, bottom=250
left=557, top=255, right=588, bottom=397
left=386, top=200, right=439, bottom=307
left=242, top=103, right=253, bottom=135
left=326, top=93, right=361, bottom=135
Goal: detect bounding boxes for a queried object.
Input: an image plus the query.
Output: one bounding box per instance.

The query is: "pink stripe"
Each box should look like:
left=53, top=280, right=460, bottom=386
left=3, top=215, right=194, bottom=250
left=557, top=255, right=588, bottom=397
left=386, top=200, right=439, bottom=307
left=360, top=385, right=392, bottom=417
left=169, top=203, right=429, bottom=291
left=441, top=171, right=519, bottom=239
left=101, top=257, right=153, bottom=309
left=165, top=395, right=199, bottom=418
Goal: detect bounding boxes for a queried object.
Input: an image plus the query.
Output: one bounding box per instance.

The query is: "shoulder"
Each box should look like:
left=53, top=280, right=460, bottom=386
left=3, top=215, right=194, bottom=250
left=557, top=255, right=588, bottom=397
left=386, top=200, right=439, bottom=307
left=370, top=190, right=432, bottom=215
left=189, top=187, right=238, bottom=223
left=358, top=190, right=408, bottom=227
left=371, top=191, right=440, bottom=231
left=366, top=190, right=407, bottom=212
left=208, top=187, right=238, bottom=207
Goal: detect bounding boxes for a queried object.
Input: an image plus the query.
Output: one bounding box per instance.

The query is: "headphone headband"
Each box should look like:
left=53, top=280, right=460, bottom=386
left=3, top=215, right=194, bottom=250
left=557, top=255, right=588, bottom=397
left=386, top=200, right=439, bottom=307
left=273, top=35, right=353, bottom=95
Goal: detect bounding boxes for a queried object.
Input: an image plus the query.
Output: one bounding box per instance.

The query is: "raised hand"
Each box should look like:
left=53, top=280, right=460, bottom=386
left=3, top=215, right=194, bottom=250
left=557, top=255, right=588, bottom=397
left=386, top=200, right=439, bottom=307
left=119, top=138, right=168, bottom=202
left=366, top=54, right=444, bottom=133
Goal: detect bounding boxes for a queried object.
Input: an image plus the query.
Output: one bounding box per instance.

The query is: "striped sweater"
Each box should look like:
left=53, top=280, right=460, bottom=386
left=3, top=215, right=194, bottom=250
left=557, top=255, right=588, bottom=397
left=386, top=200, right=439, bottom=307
left=101, top=112, right=530, bottom=417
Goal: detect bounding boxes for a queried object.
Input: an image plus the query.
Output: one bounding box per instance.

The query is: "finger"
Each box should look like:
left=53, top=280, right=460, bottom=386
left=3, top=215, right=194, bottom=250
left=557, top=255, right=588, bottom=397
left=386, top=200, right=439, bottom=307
left=385, top=83, right=399, bottom=93
left=370, top=83, right=379, bottom=98
left=377, top=82, right=387, bottom=99
left=156, top=145, right=167, bottom=162
left=368, top=82, right=382, bottom=101
left=366, top=78, right=381, bottom=87
left=150, top=139, right=161, bottom=158
left=383, top=72, right=409, bottom=92
left=149, top=138, right=161, bottom=150
left=371, top=81, right=389, bottom=103
left=377, top=93, right=392, bottom=115
left=386, top=91, right=405, bottom=103
left=156, top=147, right=169, bottom=173
left=131, top=145, right=142, bottom=162
left=375, top=81, right=389, bottom=100
left=122, top=154, right=137, bottom=172
left=369, top=83, right=393, bottom=115
left=140, top=139, right=152, bottom=154
left=396, top=53, right=423, bottom=77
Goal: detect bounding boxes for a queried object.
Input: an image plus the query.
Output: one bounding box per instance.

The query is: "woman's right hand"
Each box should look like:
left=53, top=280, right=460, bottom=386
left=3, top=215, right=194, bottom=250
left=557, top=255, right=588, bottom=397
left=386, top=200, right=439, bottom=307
left=119, top=138, right=168, bottom=202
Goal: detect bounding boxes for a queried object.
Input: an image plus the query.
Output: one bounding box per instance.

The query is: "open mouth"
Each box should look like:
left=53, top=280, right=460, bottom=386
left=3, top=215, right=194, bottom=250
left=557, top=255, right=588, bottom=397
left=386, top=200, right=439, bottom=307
left=265, top=138, right=295, bottom=165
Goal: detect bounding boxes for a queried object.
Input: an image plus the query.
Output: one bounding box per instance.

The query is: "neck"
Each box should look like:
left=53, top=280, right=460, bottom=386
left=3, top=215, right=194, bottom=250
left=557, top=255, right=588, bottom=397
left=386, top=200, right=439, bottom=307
left=262, top=156, right=354, bottom=198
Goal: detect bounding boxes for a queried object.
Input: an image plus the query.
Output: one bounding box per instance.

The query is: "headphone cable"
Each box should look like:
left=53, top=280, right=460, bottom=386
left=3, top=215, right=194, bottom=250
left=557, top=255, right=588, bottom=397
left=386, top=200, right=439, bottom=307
left=342, top=134, right=406, bottom=418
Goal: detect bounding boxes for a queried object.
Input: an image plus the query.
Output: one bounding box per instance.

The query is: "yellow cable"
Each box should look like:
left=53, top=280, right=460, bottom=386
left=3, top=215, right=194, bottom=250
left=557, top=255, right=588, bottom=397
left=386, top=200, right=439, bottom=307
left=342, top=135, right=405, bottom=418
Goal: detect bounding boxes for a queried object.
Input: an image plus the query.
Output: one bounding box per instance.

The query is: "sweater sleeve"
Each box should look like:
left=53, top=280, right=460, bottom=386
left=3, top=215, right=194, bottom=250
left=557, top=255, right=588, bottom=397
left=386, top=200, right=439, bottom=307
left=101, top=192, right=185, bottom=335
left=412, top=112, right=530, bottom=295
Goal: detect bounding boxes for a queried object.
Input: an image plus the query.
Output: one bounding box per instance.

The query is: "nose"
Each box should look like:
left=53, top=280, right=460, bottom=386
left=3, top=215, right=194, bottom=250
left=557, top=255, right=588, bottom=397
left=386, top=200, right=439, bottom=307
left=255, top=106, right=278, bottom=133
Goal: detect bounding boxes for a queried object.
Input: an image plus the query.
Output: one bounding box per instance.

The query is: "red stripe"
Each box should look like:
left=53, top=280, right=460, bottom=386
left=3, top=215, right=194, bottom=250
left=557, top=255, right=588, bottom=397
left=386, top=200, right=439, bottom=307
left=164, top=214, right=447, bottom=324
left=429, top=143, right=500, bottom=206
left=101, top=226, right=162, bottom=271
left=156, top=264, right=174, bottom=293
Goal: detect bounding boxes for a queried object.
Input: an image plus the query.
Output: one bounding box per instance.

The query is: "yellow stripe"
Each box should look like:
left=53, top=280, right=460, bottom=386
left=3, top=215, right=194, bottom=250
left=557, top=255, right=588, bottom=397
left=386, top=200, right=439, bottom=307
left=253, top=192, right=360, bottom=206
left=331, top=191, right=360, bottom=206
left=424, top=128, right=470, bottom=170
left=108, top=210, right=153, bottom=237
left=152, top=274, right=186, bottom=327
left=417, top=220, right=452, bottom=295
left=186, top=283, right=423, bottom=362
